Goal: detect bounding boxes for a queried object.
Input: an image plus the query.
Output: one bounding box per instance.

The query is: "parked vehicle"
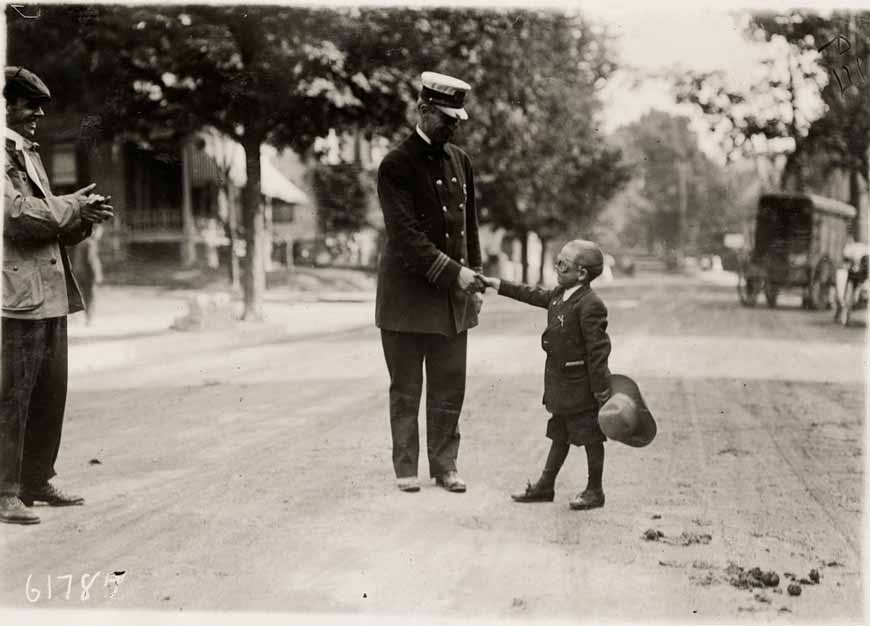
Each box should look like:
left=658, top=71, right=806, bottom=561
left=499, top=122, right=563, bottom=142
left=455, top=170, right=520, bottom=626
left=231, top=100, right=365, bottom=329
left=833, top=242, right=869, bottom=326
left=737, top=193, right=856, bottom=309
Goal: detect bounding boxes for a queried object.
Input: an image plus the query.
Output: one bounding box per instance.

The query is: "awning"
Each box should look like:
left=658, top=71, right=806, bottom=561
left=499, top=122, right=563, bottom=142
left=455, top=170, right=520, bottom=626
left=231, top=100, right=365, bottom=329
left=188, top=129, right=309, bottom=205
left=260, top=155, right=309, bottom=204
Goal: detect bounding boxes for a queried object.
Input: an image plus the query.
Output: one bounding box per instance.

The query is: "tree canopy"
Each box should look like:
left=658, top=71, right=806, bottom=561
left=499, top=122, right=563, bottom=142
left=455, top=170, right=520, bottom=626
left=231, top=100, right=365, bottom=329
left=7, top=5, right=630, bottom=293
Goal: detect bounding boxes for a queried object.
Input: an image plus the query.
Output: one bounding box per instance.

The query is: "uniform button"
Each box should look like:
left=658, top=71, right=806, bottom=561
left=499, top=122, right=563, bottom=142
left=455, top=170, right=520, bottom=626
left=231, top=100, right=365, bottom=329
left=451, top=177, right=458, bottom=183
left=446, top=233, right=450, bottom=239
left=459, top=203, right=464, bottom=209
left=50, top=258, right=57, bottom=265
left=460, top=230, right=465, bottom=236
left=12, top=265, right=18, bottom=271
left=442, top=205, right=447, bottom=212
left=460, top=257, right=466, bottom=263
left=436, top=179, right=443, bottom=185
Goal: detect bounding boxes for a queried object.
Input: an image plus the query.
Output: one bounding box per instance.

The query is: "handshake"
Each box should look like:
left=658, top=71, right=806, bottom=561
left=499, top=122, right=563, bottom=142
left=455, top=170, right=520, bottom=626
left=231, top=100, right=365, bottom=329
left=456, top=267, right=500, bottom=294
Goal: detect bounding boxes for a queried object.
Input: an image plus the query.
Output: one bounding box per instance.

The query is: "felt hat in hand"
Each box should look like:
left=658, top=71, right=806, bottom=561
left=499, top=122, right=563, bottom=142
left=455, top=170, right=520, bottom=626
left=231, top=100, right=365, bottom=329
left=598, top=374, right=657, bottom=447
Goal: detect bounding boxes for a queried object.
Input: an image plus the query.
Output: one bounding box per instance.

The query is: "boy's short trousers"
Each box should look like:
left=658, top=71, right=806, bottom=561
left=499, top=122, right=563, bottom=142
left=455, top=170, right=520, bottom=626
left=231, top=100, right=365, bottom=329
left=547, top=409, right=607, bottom=446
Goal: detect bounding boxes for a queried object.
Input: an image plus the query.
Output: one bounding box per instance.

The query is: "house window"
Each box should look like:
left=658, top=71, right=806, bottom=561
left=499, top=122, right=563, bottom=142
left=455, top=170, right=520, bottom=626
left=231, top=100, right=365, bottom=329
left=272, top=200, right=296, bottom=223
left=51, top=143, right=77, bottom=186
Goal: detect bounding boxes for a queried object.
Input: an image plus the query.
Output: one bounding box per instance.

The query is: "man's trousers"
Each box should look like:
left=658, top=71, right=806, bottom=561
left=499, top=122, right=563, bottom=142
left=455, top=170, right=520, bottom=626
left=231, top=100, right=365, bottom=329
left=0, top=317, right=69, bottom=496
left=380, top=329, right=467, bottom=479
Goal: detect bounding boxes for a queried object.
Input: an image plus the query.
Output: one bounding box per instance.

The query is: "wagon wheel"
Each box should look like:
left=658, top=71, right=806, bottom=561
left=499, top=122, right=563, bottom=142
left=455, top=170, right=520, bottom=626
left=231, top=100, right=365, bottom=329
left=764, top=284, right=779, bottom=308
left=738, top=271, right=760, bottom=307
left=807, top=259, right=834, bottom=311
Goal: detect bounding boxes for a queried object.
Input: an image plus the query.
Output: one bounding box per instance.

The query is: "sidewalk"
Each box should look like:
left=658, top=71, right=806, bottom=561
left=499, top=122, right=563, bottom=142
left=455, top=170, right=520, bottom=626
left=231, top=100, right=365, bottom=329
left=68, top=285, right=375, bottom=376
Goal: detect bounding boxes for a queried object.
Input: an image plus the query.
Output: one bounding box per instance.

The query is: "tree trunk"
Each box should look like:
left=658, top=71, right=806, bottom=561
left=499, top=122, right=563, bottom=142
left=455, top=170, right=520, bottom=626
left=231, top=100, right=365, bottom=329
left=241, top=133, right=266, bottom=320
left=225, top=186, right=241, bottom=291
left=538, top=237, right=548, bottom=285
left=848, top=168, right=866, bottom=242
left=519, top=228, right=529, bottom=284
left=180, top=140, right=197, bottom=267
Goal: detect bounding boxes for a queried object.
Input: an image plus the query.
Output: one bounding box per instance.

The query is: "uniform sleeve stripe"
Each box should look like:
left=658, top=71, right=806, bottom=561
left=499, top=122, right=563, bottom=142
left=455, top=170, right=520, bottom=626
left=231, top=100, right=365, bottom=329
left=426, top=252, right=450, bottom=283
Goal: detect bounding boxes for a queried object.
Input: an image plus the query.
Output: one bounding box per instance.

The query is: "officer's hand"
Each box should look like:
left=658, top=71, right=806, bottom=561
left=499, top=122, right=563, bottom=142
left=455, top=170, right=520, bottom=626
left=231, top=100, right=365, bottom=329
left=473, top=292, right=483, bottom=314
left=476, top=274, right=500, bottom=291
left=456, top=266, right=484, bottom=294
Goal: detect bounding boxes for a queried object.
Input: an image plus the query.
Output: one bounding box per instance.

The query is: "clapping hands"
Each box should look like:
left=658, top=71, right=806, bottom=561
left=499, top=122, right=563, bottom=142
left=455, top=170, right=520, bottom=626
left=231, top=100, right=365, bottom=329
left=74, top=183, right=115, bottom=224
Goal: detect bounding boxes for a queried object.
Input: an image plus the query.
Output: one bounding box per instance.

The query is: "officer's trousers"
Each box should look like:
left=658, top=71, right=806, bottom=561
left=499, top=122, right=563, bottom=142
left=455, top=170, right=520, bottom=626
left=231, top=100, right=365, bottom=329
left=0, top=317, right=69, bottom=496
left=380, top=329, right=467, bottom=479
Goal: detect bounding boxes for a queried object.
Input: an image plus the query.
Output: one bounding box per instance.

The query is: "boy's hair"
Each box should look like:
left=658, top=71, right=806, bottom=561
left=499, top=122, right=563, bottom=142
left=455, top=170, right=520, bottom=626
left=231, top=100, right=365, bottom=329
left=566, top=239, right=604, bottom=282
left=585, top=263, right=604, bottom=282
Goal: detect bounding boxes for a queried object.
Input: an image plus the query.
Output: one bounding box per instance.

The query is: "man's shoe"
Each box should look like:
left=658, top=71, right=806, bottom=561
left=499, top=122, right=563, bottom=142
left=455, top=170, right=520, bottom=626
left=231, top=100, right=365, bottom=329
left=511, top=480, right=555, bottom=503
left=569, top=488, right=605, bottom=510
left=0, top=496, right=41, bottom=525
left=435, top=471, right=467, bottom=493
left=20, top=483, right=84, bottom=507
left=396, top=477, right=420, bottom=492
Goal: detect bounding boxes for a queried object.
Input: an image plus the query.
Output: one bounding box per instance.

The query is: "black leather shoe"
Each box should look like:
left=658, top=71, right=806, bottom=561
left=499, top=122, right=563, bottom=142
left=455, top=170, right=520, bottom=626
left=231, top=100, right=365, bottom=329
left=20, top=483, right=84, bottom=507
left=511, top=480, right=555, bottom=503
left=569, top=489, right=605, bottom=510
left=0, top=496, right=41, bottom=524
left=435, top=471, right=467, bottom=492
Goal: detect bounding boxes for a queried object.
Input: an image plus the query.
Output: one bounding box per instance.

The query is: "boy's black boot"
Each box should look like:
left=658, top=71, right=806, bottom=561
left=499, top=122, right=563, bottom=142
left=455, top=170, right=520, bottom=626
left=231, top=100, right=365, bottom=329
left=511, top=479, right=555, bottom=503
left=569, top=488, right=605, bottom=510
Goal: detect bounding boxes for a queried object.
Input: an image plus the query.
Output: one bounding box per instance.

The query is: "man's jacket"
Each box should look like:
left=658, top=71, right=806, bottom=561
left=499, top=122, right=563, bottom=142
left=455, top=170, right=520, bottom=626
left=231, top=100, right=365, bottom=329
left=375, top=131, right=482, bottom=336
left=498, top=281, right=611, bottom=413
left=3, top=137, right=91, bottom=319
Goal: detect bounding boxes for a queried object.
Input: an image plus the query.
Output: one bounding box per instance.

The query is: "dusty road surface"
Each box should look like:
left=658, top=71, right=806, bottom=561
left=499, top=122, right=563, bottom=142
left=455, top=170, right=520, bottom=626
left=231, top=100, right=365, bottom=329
left=1, top=272, right=865, bottom=624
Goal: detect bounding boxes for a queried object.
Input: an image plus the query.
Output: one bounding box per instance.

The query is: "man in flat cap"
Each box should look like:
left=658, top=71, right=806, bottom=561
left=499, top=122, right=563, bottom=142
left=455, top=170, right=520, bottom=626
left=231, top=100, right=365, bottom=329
left=1, top=66, right=114, bottom=525
left=376, top=71, right=484, bottom=494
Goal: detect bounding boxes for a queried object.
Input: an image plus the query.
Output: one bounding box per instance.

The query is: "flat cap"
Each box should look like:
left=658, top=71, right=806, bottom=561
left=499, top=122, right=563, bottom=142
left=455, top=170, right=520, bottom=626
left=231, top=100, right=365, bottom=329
left=420, top=71, right=470, bottom=121
left=4, top=66, right=51, bottom=102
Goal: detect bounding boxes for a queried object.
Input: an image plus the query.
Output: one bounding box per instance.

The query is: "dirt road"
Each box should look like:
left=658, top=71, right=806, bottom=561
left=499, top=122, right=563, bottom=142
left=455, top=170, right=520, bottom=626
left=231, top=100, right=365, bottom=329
left=1, top=273, right=865, bottom=623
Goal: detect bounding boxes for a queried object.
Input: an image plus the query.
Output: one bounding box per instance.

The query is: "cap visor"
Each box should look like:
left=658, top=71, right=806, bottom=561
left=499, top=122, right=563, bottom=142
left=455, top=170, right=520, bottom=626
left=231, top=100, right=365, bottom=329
left=434, top=105, right=468, bottom=121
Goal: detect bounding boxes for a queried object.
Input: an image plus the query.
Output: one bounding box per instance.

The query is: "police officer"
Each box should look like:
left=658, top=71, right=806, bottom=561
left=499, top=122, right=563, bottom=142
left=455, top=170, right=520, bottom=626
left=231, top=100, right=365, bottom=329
left=376, top=71, right=484, bottom=493
left=1, top=66, right=114, bottom=525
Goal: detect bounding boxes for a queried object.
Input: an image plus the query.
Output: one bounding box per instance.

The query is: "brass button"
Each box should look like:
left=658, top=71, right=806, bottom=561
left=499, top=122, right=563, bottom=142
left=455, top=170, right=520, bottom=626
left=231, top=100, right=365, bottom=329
left=460, top=257, right=465, bottom=263
left=442, top=206, right=447, bottom=212
left=460, top=230, right=465, bottom=236
left=436, top=179, right=443, bottom=185
left=446, top=233, right=450, bottom=239
left=12, top=265, right=19, bottom=271
left=50, top=258, right=57, bottom=265
left=451, top=177, right=457, bottom=183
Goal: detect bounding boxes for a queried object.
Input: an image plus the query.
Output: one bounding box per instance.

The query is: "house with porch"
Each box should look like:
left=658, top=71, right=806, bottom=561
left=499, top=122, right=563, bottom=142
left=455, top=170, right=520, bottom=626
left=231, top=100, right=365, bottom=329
left=34, top=118, right=314, bottom=269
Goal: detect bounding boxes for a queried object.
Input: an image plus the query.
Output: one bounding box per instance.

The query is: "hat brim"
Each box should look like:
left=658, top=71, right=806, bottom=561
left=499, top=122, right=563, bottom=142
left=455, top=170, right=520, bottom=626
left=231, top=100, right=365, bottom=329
left=600, top=374, right=657, bottom=448
left=433, top=104, right=468, bottom=121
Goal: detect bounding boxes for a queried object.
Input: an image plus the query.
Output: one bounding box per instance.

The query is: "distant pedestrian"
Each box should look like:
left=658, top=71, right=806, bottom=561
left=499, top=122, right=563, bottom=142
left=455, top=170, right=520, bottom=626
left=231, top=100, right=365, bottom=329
left=376, top=71, right=485, bottom=493
left=71, top=222, right=104, bottom=325
left=478, top=240, right=613, bottom=509
left=1, top=66, right=114, bottom=525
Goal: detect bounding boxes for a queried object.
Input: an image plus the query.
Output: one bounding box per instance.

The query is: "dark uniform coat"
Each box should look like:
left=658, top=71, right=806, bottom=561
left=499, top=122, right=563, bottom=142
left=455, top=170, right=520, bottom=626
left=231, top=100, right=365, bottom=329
left=375, top=131, right=482, bottom=336
left=498, top=280, right=611, bottom=413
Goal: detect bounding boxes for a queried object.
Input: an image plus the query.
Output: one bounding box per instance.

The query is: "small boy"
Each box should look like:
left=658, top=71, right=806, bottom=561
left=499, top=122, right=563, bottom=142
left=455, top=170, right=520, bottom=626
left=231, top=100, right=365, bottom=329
left=478, top=239, right=612, bottom=510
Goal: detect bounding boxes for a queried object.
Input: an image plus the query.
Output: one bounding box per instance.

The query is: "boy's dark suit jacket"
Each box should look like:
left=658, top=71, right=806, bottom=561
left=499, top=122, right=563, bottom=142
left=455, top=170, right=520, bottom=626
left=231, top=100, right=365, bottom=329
left=375, top=131, right=482, bottom=336
left=498, top=281, right=611, bottom=413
